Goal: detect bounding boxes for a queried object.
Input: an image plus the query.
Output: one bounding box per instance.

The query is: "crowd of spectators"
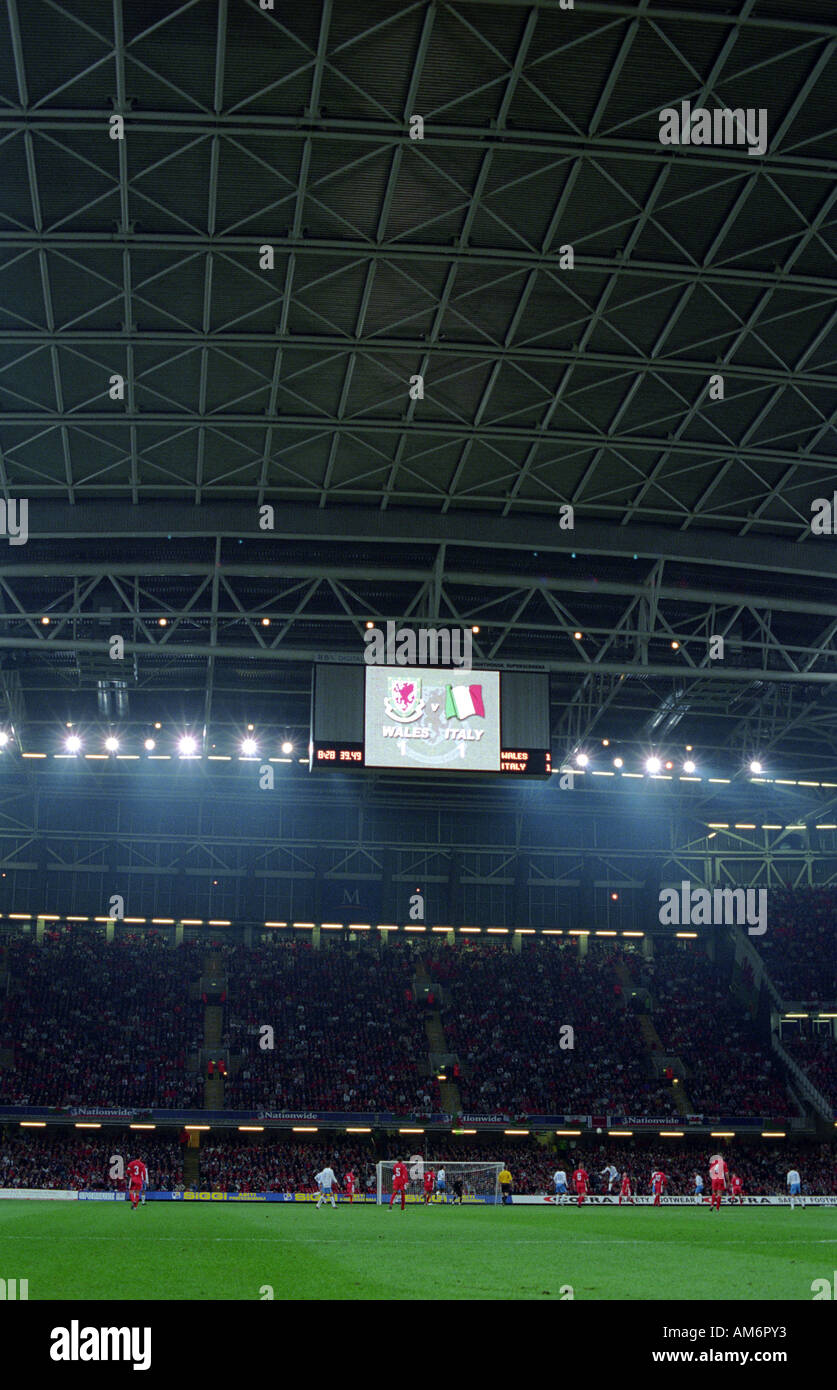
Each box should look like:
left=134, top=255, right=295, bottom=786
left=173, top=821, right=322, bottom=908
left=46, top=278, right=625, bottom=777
left=1, top=1131, right=832, bottom=1197
left=0, top=1132, right=184, bottom=1190
left=755, top=888, right=837, bottom=1002
left=224, top=940, right=440, bottom=1115
left=782, top=1033, right=837, bottom=1109
left=430, top=941, right=677, bottom=1118
left=650, top=943, right=794, bottom=1117
left=0, top=930, right=203, bottom=1108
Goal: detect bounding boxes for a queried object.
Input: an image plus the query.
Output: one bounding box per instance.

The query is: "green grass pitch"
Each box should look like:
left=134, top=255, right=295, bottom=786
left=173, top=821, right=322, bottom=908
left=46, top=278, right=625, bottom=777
left=2, top=1200, right=833, bottom=1300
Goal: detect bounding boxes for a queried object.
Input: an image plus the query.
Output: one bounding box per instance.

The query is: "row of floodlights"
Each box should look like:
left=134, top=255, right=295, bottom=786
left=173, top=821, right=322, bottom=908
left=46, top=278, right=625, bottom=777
left=0, top=731, right=294, bottom=757
left=571, top=749, right=765, bottom=777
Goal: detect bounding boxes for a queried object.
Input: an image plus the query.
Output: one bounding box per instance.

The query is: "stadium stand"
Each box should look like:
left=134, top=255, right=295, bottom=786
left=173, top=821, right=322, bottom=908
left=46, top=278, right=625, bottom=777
left=752, top=887, right=837, bottom=1002
left=431, top=941, right=678, bottom=1117
left=648, top=944, right=794, bottom=1117
left=223, top=940, right=440, bottom=1115
left=0, top=931, right=203, bottom=1108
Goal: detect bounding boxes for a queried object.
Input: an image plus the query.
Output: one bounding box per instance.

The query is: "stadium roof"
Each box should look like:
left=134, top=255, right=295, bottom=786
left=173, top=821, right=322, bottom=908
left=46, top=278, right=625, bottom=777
left=1, top=0, right=837, bottom=776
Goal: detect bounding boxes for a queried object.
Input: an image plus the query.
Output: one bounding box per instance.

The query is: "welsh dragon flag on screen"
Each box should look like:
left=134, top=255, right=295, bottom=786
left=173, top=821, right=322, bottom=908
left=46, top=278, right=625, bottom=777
left=445, top=683, right=485, bottom=720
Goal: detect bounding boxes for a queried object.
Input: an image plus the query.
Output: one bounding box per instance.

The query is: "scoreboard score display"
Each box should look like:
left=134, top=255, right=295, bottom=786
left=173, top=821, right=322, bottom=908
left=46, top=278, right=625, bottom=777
left=310, top=665, right=551, bottom=777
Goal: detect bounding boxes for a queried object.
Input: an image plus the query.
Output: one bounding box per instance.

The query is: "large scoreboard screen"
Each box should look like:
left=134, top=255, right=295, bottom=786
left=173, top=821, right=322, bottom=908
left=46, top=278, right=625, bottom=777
left=310, top=665, right=551, bottom=777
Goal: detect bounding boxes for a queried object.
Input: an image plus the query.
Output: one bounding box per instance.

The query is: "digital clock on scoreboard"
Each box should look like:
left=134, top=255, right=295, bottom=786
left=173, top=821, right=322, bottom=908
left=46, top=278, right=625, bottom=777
left=310, top=666, right=551, bottom=778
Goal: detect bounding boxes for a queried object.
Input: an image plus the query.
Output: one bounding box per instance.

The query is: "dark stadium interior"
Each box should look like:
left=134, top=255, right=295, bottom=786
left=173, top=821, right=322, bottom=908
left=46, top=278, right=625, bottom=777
left=0, top=0, right=835, bottom=1239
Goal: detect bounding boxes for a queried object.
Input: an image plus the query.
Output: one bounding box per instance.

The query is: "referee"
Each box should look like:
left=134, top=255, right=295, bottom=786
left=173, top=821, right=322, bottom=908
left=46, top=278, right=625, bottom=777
left=498, top=1165, right=513, bottom=1205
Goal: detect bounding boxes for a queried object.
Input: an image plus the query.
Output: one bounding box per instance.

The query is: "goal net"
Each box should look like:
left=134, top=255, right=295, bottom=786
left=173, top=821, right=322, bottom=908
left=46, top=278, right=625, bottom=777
left=376, top=1158, right=502, bottom=1205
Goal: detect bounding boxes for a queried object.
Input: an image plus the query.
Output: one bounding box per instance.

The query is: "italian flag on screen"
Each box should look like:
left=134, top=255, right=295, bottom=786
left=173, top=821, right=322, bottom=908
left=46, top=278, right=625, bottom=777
left=445, top=683, right=485, bottom=720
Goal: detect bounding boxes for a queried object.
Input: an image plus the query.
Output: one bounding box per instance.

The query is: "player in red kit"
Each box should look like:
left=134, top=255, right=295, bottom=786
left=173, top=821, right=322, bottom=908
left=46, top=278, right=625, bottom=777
left=618, top=1171, right=633, bottom=1205
left=423, top=1168, right=436, bottom=1204
left=572, top=1165, right=589, bottom=1206
left=126, top=1157, right=147, bottom=1211
left=343, top=1170, right=355, bottom=1204
left=709, top=1153, right=728, bottom=1211
left=390, top=1158, right=409, bottom=1210
left=651, top=1169, right=667, bottom=1206
left=730, top=1173, right=744, bottom=1205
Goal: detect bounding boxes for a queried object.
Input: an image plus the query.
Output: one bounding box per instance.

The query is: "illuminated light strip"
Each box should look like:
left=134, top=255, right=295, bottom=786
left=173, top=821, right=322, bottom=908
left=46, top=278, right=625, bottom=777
left=542, top=929, right=563, bottom=935
left=822, top=782, right=837, bottom=787
left=404, top=925, right=426, bottom=932
left=67, top=916, right=89, bottom=922
left=292, top=1126, right=318, bottom=1133
left=555, top=1129, right=581, bottom=1136
left=209, top=755, right=231, bottom=761
left=185, top=1125, right=210, bottom=1132
left=762, top=1132, right=785, bottom=1138
left=622, top=932, right=644, bottom=937
left=94, top=916, right=109, bottom=922
left=148, top=755, right=171, bottom=760
left=762, top=825, right=782, bottom=830
left=486, top=928, right=508, bottom=934
left=516, top=928, right=535, bottom=934
left=207, top=920, right=230, bottom=926
left=238, top=1126, right=264, bottom=1132
left=459, top=927, right=481, bottom=933
left=734, top=824, right=756, bottom=829
left=816, top=1012, right=837, bottom=1019
left=816, top=825, right=837, bottom=830
left=74, top=1122, right=102, bottom=1129
left=22, top=752, right=46, bottom=758
left=346, top=1127, right=370, bottom=1133
left=151, top=918, right=174, bottom=924
left=592, top=770, right=614, bottom=777
left=9, top=913, right=31, bottom=919
left=270, top=757, right=292, bottom=763
left=123, top=917, right=146, bottom=924
left=784, top=1013, right=808, bottom=1018
left=377, top=925, right=397, bottom=932
left=595, top=931, right=617, bottom=937
left=708, top=778, right=730, bottom=784
left=265, top=921, right=288, bottom=928
left=321, top=924, right=343, bottom=931
left=452, top=1129, right=476, bottom=1134
left=19, top=1121, right=46, bottom=1127
left=432, top=926, right=449, bottom=932
left=679, top=776, right=701, bottom=782
left=350, top=924, right=370, bottom=931
left=798, top=781, right=819, bottom=787
left=711, top=1132, right=736, bottom=1138
left=84, top=754, right=107, bottom=760
left=775, top=779, right=797, bottom=786
left=785, top=825, right=806, bottom=831
left=504, top=1129, right=529, bottom=1135
left=181, top=919, right=203, bottom=925
left=707, top=823, right=729, bottom=829
left=116, top=755, right=139, bottom=760
left=660, top=1131, right=684, bottom=1138
left=399, top=1128, right=424, bottom=1134
left=622, top=772, right=642, bottom=779
left=130, top=1124, right=156, bottom=1130
left=53, top=754, right=74, bottom=759
left=293, top=922, right=315, bottom=929
left=569, top=930, right=589, bottom=936
left=608, top=1130, right=632, bottom=1137
left=40, top=914, right=60, bottom=921
left=676, top=932, right=698, bottom=939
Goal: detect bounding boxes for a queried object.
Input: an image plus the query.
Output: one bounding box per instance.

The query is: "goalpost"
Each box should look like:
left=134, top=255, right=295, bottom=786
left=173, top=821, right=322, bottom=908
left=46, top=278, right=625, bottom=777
left=376, top=1158, right=503, bottom=1205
